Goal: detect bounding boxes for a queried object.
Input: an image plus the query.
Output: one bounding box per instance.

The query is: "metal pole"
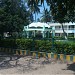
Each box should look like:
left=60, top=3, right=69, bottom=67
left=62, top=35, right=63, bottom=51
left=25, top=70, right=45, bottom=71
left=52, top=27, right=55, bottom=53
left=52, top=31, right=54, bottom=52
left=32, top=37, right=35, bottom=51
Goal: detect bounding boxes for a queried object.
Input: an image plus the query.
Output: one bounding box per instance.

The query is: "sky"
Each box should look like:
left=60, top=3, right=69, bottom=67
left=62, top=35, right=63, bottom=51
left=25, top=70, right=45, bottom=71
left=33, top=0, right=50, bottom=21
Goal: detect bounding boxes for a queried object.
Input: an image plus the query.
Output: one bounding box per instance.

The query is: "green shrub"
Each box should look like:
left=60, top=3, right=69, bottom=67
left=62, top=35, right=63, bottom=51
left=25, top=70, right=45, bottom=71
left=0, top=39, right=75, bottom=55
left=55, top=41, right=75, bottom=55
left=16, top=39, right=32, bottom=50
left=54, top=36, right=65, bottom=40
left=0, top=39, right=16, bottom=48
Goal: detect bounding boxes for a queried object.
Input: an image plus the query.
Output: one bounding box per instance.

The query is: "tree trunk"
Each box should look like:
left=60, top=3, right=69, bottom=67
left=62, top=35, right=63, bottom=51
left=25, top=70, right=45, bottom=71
left=61, top=23, right=67, bottom=40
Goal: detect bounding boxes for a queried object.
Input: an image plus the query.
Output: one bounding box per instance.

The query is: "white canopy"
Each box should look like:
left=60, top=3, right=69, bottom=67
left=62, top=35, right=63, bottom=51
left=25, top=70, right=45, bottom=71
left=23, top=22, right=55, bottom=38
left=28, top=22, right=50, bottom=28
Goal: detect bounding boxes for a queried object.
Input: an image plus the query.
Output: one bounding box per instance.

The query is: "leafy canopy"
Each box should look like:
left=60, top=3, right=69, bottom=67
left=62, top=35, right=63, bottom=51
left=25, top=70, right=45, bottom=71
left=0, top=0, right=30, bottom=35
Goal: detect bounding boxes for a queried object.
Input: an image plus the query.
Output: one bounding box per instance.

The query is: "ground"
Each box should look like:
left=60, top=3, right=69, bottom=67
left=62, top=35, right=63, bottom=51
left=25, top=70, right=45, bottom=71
left=0, top=55, right=75, bottom=75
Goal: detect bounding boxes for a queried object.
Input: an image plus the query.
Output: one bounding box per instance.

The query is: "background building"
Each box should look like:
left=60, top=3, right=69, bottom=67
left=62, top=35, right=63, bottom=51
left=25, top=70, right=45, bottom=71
left=48, top=22, right=75, bottom=38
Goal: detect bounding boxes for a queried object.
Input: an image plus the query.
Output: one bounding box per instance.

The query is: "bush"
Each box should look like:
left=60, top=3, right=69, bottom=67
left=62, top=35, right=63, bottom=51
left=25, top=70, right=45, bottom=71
left=54, top=36, right=65, bottom=40
left=0, top=39, right=75, bottom=55
left=55, top=41, right=75, bottom=55
left=0, top=39, right=16, bottom=48
left=16, top=39, right=32, bottom=50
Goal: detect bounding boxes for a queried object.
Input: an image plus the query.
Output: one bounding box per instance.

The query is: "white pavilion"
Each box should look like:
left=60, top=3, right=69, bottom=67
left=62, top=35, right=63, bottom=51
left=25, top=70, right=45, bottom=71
left=23, top=22, right=55, bottom=38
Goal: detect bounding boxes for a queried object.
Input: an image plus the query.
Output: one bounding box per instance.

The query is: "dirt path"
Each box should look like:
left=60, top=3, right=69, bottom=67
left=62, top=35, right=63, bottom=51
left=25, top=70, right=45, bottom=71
left=0, top=56, right=75, bottom=75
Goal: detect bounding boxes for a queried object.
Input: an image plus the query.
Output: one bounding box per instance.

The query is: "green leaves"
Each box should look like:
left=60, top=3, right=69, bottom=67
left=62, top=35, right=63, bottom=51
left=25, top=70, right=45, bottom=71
left=41, top=9, right=51, bottom=22
left=0, top=0, right=30, bottom=37
left=47, top=0, right=75, bottom=23
left=0, top=39, right=75, bottom=54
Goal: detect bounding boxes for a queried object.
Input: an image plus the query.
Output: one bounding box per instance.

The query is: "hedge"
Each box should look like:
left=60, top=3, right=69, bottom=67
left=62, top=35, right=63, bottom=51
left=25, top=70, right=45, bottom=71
left=0, top=39, right=75, bottom=55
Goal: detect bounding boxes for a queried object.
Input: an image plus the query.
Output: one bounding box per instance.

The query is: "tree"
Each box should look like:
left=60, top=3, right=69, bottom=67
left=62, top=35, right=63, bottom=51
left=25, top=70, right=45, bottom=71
left=48, top=0, right=75, bottom=39
left=37, top=18, right=40, bottom=22
left=26, top=0, right=40, bottom=22
left=40, top=9, right=52, bottom=22
left=0, top=0, right=30, bottom=38
left=35, top=0, right=75, bottom=39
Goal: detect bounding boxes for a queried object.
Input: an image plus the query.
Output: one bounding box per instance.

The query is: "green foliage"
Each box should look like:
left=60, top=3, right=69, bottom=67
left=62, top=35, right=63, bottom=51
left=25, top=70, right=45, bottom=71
left=0, top=39, right=16, bottom=48
left=0, top=0, right=30, bottom=37
left=35, top=40, right=52, bottom=52
left=46, top=0, right=75, bottom=23
left=27, top=0, right=40, bottom=21
left=16, top=39, right=32, bottom=50
left=40, top=9, right=52, bottom=22
left=29, top=0, right=75, bottom=23
left=55, top=36, right=75, bottom=41
left=0, top=39, right=75, bottom=55
left=55, top=41, right=75, bottom=55
left=54, top=36, right=65, bottom=40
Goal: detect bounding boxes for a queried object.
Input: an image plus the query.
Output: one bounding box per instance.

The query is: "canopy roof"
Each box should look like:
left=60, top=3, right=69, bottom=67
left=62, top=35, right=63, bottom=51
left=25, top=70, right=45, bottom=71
left=28, top=22, right=50, bottom=28
left=23, top=22, right=55, bottom=38
left=23, top=22, right=55, bottom=32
